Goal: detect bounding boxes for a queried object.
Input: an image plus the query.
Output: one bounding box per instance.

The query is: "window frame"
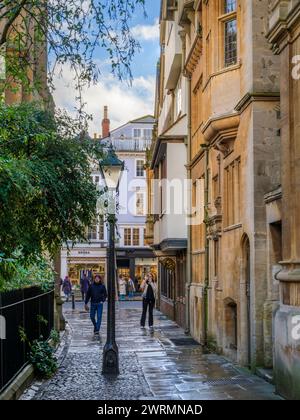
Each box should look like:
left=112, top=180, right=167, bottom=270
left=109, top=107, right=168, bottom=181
left=124, top=228, right=132, bottom=246
left=135, top=192, right=145, bottom=216
left=135, top=159, right=145, bottom=178
left=133, top=128, right=141, bottom=139
left=132, top=228, right=140, bottom=246
left=218, top=0, right=238, bottom=70
left=143, top=128, right=153, bottom=140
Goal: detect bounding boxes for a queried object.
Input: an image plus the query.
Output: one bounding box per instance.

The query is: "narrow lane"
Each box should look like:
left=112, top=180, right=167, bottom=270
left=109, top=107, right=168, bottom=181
left=20, top=301, right=282, bottom=400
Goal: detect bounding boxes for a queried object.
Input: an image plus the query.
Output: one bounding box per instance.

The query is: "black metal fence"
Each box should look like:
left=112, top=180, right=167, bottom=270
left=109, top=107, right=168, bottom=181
left=0, top=286, right=54, bottom=393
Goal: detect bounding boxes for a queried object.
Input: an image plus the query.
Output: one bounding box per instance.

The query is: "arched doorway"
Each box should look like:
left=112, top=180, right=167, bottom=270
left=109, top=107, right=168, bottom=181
left=224, top=298, right=238, bottom=360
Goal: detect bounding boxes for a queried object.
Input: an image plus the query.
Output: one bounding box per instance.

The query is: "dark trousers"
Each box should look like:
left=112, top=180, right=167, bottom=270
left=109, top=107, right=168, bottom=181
left=140, top=298, right=155, bottom=327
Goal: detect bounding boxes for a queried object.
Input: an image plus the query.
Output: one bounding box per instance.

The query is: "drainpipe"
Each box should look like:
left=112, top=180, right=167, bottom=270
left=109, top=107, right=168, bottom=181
left=202, top=144, right=210, bottom=347
left=185, top=74, right=192, bottom=335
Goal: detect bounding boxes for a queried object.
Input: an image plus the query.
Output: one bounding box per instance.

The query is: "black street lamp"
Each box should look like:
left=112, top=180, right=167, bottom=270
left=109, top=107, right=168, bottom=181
left=100, top=145, right=124, bottom=375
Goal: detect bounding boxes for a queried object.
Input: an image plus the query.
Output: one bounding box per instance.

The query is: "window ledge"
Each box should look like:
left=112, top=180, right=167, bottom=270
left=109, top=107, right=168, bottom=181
left=223, top=222, right=242, bottom=233
left=203, top=61, right=241, bottom=91
left=218, top=11, right=237, bottom=22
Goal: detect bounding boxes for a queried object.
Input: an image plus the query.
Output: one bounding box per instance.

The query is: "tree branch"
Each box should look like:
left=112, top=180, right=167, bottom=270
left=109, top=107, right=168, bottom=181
left=0, top=0, right=29, bottom=46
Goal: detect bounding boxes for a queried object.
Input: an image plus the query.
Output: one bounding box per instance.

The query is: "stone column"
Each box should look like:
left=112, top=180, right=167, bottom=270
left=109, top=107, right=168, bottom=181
left=54, top=252, right=65, bottom=332
left=267, top=0, right=300, bottom=400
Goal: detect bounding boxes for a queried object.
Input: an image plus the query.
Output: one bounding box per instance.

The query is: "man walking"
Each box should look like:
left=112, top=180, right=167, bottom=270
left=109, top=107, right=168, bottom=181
left=85, top=275, right=107, bottom=335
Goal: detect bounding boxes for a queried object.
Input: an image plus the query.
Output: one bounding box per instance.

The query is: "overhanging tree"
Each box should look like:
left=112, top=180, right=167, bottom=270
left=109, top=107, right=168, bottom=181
left=0, top=102, right=104, bottom=260
left=0, top=0, right=146, bottom=113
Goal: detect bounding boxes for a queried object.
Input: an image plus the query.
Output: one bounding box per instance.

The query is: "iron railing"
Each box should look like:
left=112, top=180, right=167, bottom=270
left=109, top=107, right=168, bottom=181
left=111, top=138, right=152, bottom=152
left=0, top=286, right=54, bottom=393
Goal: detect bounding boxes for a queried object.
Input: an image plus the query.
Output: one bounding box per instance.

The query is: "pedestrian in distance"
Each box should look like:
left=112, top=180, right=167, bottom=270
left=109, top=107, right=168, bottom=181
left=80, top=273, right=90, bottom=301
left=62, top=276, right=72, bottom=302
left=134, top=276, right=140, bottom=293
left=85, top=275, right=107, bottom=336
left=128, top=277, right=135, bottom=300
left=140, top=273, right=157, bottom=332
left=118, top=275, right=126, bottom=301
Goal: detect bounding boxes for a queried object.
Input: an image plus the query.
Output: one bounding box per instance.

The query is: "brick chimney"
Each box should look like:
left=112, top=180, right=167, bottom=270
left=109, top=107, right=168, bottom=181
left=102, top=105, right=110, bottom=138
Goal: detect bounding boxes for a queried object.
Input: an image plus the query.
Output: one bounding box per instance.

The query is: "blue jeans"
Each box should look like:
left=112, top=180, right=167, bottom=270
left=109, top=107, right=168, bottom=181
left=90, top=303, right=103, bottom=332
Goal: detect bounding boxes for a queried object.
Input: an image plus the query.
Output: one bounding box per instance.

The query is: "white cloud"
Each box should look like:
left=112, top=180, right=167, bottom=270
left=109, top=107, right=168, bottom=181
left=131, top=19, right=159, bottom=42
left=53, top=68, right=155, bottom=136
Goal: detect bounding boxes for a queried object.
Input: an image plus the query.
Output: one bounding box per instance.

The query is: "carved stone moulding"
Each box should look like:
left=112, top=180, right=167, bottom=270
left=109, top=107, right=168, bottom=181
left=201, top=113, right=240, bottom=156
left=160, top=257, right=176, bottom=272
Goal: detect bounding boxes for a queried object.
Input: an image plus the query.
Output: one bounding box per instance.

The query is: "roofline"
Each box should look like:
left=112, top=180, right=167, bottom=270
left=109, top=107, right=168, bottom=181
left=129, top=114, right=155, bottom=123
left=101, top=115, right=155, bottom=139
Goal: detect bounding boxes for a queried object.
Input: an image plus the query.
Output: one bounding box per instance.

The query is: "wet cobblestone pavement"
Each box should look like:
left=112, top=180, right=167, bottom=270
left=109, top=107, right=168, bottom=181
left=20, top=301, right=282, bottom=400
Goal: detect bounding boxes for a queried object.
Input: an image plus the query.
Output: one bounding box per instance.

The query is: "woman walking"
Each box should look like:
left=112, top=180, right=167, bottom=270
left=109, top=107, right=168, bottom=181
left=140, top=273, right=157, bottom=331
left=128, top=277, right=135, bottom=300
left=118, top=275, right=126, bottom=301
left=62, top=276, right=72, bottom=302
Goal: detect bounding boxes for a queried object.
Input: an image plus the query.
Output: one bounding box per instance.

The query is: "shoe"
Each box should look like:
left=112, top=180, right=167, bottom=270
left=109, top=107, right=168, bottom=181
left=149, top=326, right=154, bottom=332
left=94, top=331, right=99, bottom=335
left=140, top=326, right=146, bottom=330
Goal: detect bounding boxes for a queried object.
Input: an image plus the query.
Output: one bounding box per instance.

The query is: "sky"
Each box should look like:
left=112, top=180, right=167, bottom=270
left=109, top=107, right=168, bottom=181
left=53, top=0, right=161, bottom=136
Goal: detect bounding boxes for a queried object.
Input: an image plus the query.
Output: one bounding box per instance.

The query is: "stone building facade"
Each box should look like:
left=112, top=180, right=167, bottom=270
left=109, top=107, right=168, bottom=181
left=148, top=0, right=300, bottom=389
left=267, top=0, right=300, bottom=400
left=167, top=0, right=282, bottom=371
left=148, top=0, right=300, bottom=399
left=146, top=1, right=189, bottom=328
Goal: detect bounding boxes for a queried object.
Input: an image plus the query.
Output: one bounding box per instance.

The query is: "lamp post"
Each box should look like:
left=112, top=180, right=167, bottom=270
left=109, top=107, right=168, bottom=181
left=100, top=145, right=124, bottom=375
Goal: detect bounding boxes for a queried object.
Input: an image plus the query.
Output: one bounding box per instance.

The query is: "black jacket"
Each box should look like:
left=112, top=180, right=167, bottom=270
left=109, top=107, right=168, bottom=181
left=85, top=283, right=107, bottom=305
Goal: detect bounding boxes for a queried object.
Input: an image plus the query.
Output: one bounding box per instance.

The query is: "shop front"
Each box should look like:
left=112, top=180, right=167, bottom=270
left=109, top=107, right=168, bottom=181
left=61, top=247, right=107, bottom=286
left=116, top=249, right=157, bottom=291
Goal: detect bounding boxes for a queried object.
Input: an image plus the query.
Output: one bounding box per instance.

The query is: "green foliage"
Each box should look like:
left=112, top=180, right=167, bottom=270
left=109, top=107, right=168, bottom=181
left=0, top=102, right=104, bottom=265
left=0, top=251, right=55, bottom=292
left=29, top=338, right=58, bottom=379
left=50, top=329, right=60, bottom=347
left=19, top=326, right=27, bottom=344
left=205, top=335, right=219, bottom=354
left=37, top=314, right=48, bottom=326
left=19, top=326, right=59, bottom=379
